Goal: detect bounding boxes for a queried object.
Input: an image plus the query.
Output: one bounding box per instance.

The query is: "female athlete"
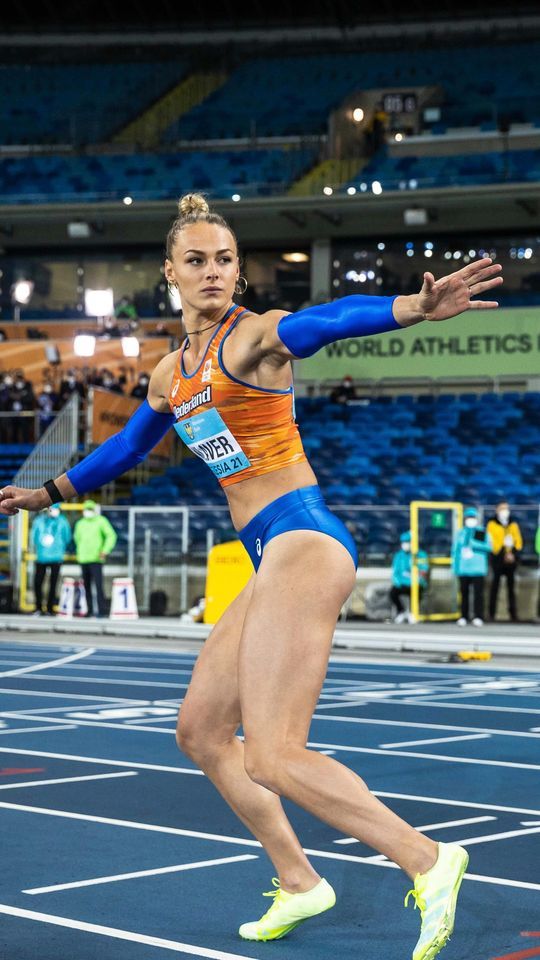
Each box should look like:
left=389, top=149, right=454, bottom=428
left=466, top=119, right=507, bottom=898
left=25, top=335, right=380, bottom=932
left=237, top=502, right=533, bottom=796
left=0, top=193, right=503, bottom=959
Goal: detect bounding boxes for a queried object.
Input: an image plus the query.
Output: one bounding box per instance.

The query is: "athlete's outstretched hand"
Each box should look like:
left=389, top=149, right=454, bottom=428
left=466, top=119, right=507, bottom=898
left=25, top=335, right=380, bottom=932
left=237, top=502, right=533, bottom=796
left=0, top=485, right=48, bottom=516
left=418, top=256, right=503, bottom=323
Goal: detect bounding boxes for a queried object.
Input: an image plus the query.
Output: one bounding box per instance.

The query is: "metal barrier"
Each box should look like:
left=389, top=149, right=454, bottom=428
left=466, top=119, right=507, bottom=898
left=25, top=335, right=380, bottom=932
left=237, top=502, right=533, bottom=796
left=9, top=393, right=80, bottom=604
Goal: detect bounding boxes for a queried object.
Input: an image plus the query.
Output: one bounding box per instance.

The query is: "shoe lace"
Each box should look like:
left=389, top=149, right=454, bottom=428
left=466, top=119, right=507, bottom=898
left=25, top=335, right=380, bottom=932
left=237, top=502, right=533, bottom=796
left=259, top=878, right=284, bottom=923
left=404, top=886, right=426, bottom=914
left=262, top=878, right=282, bottom=901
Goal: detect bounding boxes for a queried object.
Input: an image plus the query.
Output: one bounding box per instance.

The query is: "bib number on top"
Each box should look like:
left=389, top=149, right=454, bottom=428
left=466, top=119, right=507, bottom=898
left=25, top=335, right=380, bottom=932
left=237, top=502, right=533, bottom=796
left=174, top=407, right=251, bottom=479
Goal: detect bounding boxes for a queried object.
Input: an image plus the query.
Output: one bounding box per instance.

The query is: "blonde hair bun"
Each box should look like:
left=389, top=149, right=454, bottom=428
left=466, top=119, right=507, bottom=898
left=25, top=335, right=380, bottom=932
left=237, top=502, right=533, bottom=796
left=178, top=193, right=210, bottom=217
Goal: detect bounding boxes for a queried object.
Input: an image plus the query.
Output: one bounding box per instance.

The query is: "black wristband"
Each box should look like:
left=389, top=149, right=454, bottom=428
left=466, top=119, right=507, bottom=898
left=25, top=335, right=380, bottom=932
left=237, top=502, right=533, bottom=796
left=43, top=479, right=64, bottom=504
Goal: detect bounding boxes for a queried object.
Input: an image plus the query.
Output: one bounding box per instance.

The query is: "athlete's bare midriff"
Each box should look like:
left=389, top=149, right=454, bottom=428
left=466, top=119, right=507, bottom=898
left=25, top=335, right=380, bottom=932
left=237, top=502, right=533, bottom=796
left=152, top=318, right=318, bottom=532
left=223, top=460, right=319, bottom=531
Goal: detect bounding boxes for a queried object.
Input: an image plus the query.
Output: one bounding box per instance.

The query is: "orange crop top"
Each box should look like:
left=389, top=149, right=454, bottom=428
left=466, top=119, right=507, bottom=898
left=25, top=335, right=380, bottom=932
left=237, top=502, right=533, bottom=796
left=167, top=303, right=308, bottom=488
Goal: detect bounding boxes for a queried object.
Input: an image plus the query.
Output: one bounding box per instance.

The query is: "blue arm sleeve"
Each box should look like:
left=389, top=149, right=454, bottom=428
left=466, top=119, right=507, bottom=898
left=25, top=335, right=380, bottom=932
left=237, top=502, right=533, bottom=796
left=66, top=399, right=175, bottom=495
left=277, top=294, right=401, bottom=359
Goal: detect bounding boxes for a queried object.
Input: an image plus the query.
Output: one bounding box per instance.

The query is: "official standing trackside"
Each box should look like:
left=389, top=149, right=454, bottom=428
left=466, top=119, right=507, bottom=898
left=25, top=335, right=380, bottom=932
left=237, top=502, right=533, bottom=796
left=73, top=500, right=117, bottom=618
left=30, top=505, right=72, bottom=615
left=451, top=506, right=492, bottom=627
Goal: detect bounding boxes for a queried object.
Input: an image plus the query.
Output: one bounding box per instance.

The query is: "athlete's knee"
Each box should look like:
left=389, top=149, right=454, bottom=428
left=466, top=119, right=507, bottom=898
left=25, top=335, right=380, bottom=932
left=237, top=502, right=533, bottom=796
left=175, top=704, right=211, bottom=759
left=243, top=740, right=282, bottom=793
left=176, top=706, right=239, bottom=764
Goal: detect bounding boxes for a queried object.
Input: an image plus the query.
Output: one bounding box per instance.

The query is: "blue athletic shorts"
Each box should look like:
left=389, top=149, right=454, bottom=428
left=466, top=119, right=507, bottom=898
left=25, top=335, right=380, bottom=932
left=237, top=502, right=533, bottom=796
left=238, top=484, right=358, bottom=572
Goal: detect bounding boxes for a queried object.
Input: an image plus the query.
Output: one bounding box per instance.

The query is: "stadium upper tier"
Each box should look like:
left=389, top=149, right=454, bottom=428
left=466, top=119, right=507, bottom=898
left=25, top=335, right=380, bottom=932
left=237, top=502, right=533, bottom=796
left=0, top=61, right=188, bottom=146
left=1, top=41, right=539, bottom=148
left=344, top=145, right=540, bottom=192
left=0, top=147, right=317, bottom=203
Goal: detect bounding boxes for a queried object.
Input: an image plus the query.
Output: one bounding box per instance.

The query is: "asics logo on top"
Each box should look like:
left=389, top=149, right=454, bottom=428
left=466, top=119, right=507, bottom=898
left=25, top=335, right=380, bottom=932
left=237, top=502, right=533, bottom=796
left=201, top=359, right=212, bottom=383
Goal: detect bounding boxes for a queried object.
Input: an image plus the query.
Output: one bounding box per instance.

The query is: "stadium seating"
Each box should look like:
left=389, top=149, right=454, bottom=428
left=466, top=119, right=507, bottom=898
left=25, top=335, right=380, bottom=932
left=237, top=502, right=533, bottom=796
left=122, top=391, right=540, bottom=560
left=0, top=147, right=318, bottom=203
left=344, top=145, right=540, bottom=192
left=0, top=62, right=187, bottom=146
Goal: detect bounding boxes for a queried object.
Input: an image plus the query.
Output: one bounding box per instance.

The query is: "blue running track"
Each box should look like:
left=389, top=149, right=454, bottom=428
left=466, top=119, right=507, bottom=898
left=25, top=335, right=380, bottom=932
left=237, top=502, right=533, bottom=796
left=0, top=638, right=539, bottom=960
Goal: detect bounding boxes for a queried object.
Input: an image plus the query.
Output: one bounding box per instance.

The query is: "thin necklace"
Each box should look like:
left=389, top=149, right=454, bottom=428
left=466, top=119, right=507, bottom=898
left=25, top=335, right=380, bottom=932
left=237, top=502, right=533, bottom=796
left=185, top=319, right=222, bottom=337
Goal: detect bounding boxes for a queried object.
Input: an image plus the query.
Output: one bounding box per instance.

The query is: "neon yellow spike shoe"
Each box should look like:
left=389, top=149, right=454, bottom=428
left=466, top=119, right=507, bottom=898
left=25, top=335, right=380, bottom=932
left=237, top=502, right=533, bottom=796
left=239, top=876, right=336, bottom=941
left=404, top=841, right=469, bottom=960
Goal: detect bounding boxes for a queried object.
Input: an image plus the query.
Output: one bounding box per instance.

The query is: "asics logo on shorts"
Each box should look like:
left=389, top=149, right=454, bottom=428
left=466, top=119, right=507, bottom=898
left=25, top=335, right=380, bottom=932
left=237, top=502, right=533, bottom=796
left=255, top=538, right=262, bottom=557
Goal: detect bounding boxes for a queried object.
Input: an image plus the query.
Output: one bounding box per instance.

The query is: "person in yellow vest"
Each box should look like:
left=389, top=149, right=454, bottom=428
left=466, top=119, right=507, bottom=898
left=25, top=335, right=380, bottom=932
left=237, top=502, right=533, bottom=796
left=73, top=500, right=117, bottom=618
left=486, top=501, right=523, bottom=622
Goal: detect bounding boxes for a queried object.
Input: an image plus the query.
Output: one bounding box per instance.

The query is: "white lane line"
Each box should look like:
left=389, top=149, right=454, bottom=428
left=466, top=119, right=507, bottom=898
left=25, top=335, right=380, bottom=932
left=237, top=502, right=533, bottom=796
left=313, top=712, right=540, bottom=740
left=333, top=815, right=497, bottom=843
left=0, top=746, right=202, bottom=776
left=0, top=801, right=262, bottom=846
left=0, top=904, right=260, bottom=960
left=0, top=686, right=150, bottom=703
left=1, top=712, right=177, bottom=736
left=1, top=702, right=142, bottom=715
left=2, top=801, right=539, bottom=893
left=24, top=854, right=259, bottom=895
left=10, top=673, right=188, bottom=689
left=25, top=663, right=194, bottom=676
left=0, top=724, right=77, bottom=736
left=403, top=698, right=540, bottom=716
left=380, top=733, right=491, bottom=749
left=0, top=771, right=137, bottom=792
left=304, top=739, right=540, bottom=771
left=0, top=649, right=95, bottom=679
left=411, top=815, right=497, bottom=832
left=300, top=849, right=540, bottom=891
left=453, top=825, right=540, bottom=846
left=374, top=789, right=540, bottom=817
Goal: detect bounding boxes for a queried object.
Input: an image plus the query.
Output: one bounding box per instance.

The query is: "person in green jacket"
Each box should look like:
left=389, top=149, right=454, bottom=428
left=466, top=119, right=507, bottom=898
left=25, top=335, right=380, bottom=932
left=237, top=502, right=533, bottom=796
left=73, top=500, right=117, bottom=617
left=30, top=505, right=72, bottom=615
left=390, top=530, right=429, bottom=624
left=451, top=506, right=492, bottom=627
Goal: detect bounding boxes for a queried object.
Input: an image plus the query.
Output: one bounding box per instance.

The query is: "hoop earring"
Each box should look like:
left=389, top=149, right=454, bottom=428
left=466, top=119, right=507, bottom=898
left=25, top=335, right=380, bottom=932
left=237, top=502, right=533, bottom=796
left=167, top=281, right=178, bottom=295
left=235, top=276, right=248, bottom=296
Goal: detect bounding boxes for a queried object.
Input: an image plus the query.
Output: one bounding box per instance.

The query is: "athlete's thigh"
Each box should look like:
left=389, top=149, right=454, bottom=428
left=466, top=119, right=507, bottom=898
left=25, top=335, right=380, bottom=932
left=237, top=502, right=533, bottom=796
left=178, top=572, right=256, bottom=737
left=238, top=530, right=356, bottom=747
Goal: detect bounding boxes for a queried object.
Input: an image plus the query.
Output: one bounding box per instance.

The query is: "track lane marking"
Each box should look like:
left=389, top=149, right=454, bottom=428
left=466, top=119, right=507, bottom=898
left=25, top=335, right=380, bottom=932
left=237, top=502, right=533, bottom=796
left=0, top=770, right=137, bottom=791
left=0, top=648, right=95, bottom=678
left=380, top=733, right=491, bottom=749
left=0, top=904, right=260, bottom=959
left=24, top=854, right=259, bottom=894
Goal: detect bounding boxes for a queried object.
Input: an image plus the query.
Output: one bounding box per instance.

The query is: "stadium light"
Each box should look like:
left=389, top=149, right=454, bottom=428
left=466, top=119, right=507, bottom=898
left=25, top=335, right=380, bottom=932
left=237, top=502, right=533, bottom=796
left=121, top=336, right=140, bottom=357
left=11, top=278, right=34, bottom=323
left=84, top=288, right=114, bottom=317
left=12, top=280, right=34, bottom=304
left=74, top=334, right=96, bottom=357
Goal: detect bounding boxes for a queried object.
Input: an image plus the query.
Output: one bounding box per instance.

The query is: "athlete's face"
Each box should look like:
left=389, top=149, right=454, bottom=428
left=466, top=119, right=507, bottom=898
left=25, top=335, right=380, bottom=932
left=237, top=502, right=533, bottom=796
left=165, top=222, right=239, bottom=312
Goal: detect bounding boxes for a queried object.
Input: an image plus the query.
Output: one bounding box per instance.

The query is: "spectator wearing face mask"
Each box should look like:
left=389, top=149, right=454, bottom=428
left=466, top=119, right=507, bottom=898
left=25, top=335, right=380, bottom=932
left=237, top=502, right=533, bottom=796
left=36, top=382, right=59, bottom=437
left=73, top=500, right=117, bottom=618
left=486, top=501, right=523, bottom=622
left=329, top=375, right=358, bottom=405
left=59, top=370, right=86, bottom=405
left=390, top=530, right=429, bottom=624
left=8, top=374, right=35, bottom=443
left=30, top=505, right=72, bottom=615
left=101, top=371, right=124, bottom=394
left=130, top=373, right=150, bottom=400
left=452, top=507, right=492, bottom=627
